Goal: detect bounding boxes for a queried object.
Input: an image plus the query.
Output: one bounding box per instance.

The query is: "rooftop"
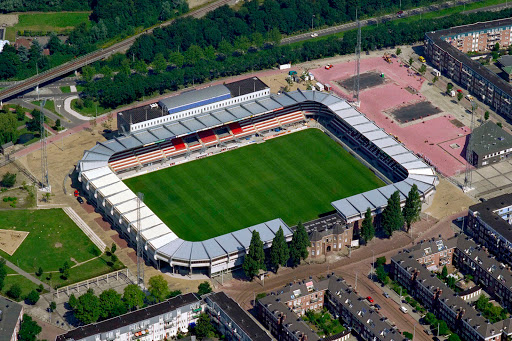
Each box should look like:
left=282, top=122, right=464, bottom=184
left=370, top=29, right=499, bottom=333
left=0, top=297, right=22, bottom=341
left=471, top=121, right=512, bottom=156
left=223, top=77, right=269, bottom=97
left=56, top=293, right=200, bottom=341
left=158, top=85, right=231, bottom=112
left=469, top=193, right=512, bottom=242
left=118, top=103, right=167, bottom=126
left=426, top=18, right=512, bottom=98
left=207, top=292, right=272, bottom=341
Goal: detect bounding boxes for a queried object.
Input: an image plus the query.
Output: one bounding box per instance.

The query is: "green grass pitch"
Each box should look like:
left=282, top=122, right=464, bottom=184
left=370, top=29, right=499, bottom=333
left=124, top=129, right=384, bottom=241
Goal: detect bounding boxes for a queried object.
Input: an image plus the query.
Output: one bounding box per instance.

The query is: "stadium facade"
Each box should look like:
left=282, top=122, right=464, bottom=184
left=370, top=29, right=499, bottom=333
left=424, top=18, right=512, bottom=118
left=78, top=81, right=438, bottom=277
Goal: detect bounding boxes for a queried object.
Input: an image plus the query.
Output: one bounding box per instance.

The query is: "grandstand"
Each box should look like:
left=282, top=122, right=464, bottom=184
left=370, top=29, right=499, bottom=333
left=78, top=90, right=438, bottom=276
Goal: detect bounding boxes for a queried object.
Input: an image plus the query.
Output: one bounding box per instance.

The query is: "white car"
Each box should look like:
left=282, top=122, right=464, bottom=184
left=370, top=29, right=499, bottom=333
left=311, top=33, right=318, bottom=37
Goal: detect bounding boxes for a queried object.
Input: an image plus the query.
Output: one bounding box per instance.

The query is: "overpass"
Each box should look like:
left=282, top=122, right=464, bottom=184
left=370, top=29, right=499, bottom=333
left=0, top=0, right=231, bottom=103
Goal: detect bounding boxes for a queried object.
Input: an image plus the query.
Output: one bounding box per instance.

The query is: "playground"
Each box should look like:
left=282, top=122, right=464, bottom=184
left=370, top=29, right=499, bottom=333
left=311, top=55, right=470, bottom=177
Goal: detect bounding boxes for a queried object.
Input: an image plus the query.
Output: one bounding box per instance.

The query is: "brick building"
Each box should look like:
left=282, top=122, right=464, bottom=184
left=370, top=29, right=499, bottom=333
left=425, top=18, right=512, bottom=118
left=0, top=297, right=23, bottom=341
left=258, top=276, right=400, bottom=341
left=308, top=223, right=353, bottom=259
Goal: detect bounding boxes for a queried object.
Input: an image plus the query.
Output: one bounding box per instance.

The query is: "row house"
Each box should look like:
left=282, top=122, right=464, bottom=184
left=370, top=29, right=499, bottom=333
left=56, top=293, right=203, bottom=341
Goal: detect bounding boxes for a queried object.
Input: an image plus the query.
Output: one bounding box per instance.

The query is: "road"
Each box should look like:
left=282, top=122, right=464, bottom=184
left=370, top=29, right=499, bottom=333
left=281, top=0, right=511, bottom=45
left=0, top=0, right=232, bottom=103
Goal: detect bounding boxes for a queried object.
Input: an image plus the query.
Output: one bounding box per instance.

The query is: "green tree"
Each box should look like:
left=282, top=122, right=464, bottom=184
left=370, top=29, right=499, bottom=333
left=424, top=312, right=437, bottom=325
left=26, top=290, right=40, bottom=304
left=197, top=281, right=212, bottom=296
left=81, top=65, right=95, bottom=82
left=446, top=83, right=453, bottom=94
left=168, top=52, right=184, bottom=68
left=193, top=313, right=215, bottom=338
left=123, top=284, right=145, bottom=310
left=153, top=53, right=167, bottom=73
left=1, top=172, right=16, bottom=188
left=68, top=294, right=78, bottom=310
left=267, top=27, right=282, bottom=45
left=403, top=184, right=422, bottom=231
left=437, top=320, right=450, bottom=335
left=448, top=334, right=462, bottom=341
left=494, top=42, right=500, bottom=51
left=376, top=256, right=386, bottom=267
left=441, top=265, right=448, bottom=279
left=361, top=207, right=375, bottom=242
left=382, top=191, right=404, bottom=237
left=432, top=75, right=438, bottom=84
left=99, top=289, right=127, bottom=319
left=403, top=332, right=413, bottom=340
left=55, top=119, right=61, bottom=128
left=7, top=283, right=22, bottom=300
left=269, top=226, right=289, bottom=272
left=457, top=92, right=463, bottom=102
left=498, top=122, right=503, bottom=128
left=242, top=230, right=265, bottom=279
left=60, top=261, right=70, bottom=279
left=396, top=47, right=402, bottom=56
left=419, top=64, right=427, bottom=75
left=49, top=301, right=56, bottom=312
left=74, top=289, right=101, bottom=324
left=0, top=259, right=7, bottom=290
left=0, top=113, right=19, bottom=145
left=289, top=222, right=310, bottom=267
left=184, top=45, right=204, bottom=66
left=408, top=57, right=413, bottom=66
left=18, top=314, right=41, bottom=341
left=484, top=111, right=490, bottom=120
left=376, top=265, right=389, bottom=285
left=111, top=243, right=117, bottom=254
left=148, top=275, right=170, bottom=303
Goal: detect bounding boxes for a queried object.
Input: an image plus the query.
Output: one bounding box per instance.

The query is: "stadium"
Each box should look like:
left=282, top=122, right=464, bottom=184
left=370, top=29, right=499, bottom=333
left=77, top=77, right=438, bottom=277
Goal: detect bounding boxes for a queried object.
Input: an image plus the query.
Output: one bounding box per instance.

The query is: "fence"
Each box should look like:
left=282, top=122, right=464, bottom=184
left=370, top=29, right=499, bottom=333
left=63, top=207, right=107, bottom=252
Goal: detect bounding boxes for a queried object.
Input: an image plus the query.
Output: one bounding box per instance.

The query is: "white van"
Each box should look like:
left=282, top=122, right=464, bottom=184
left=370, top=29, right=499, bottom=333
left=400, top=306, right=408, bottom=314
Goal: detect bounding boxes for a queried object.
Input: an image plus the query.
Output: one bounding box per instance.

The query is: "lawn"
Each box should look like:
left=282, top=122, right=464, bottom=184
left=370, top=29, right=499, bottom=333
left=2, top=275, right=41, bottom=302
left=31, top=100, right=62, bottom=118
left=0, top=209, right=120, bottom=284
left=11, top=12, right=91, bottom=34
left=124, top=129, right=384, bottom=241
left=71, top=98, right=110, bottom=117
left=60, top=86, right=71, bottom=93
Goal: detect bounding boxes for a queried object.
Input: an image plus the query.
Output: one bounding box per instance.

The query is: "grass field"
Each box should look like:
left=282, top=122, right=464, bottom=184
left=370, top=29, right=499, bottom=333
left=124, top=129, right=384, bottom=241
left=12, top=12, right=90, bottom=34
left=0, top=209, right=121, bottom=286
left=71, top=98, right=110, bottom=117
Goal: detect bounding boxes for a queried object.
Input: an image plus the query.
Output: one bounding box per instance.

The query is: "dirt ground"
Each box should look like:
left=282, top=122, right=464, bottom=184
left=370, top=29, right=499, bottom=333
left=0, top=14, right=18, bottom=26
left=425, top=178, right=477, bottom=220
left=258, top=72, right=313, bottom=94
left=0, top=229, right=29, bottom=256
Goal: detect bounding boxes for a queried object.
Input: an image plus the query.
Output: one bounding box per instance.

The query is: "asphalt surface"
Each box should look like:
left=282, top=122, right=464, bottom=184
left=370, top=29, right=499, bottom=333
left=280, top=1, right=511, bottom=45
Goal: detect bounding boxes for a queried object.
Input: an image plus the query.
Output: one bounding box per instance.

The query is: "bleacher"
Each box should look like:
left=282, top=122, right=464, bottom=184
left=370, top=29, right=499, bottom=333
left=198, top=130, right=218, bottom=146
left=109, top=109, right=308, bottom=173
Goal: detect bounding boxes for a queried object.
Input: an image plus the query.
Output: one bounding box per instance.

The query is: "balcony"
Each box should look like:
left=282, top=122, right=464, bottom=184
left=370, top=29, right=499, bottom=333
left=132, top=329, right=150, bottom=340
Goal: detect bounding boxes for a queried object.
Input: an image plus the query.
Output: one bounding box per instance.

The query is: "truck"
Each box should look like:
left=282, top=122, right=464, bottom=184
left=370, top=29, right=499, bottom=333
left=315, top=82, right=325, bottom=91
left=324, top=84, right=332, bottom=91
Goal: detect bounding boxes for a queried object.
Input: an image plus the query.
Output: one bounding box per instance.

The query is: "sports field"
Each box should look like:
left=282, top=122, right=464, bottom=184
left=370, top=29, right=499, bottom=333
left=124, top=129, right=384, bottom=241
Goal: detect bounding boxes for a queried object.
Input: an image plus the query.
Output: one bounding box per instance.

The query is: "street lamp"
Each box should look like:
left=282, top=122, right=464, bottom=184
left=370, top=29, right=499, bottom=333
left=311, top=15, right=315, bottom=31
left=371, top=250, right=375, bottom=279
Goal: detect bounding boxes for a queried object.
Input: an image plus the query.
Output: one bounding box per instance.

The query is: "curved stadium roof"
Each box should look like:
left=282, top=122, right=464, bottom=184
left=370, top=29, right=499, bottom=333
left=78, top=90, right=438, bottom=264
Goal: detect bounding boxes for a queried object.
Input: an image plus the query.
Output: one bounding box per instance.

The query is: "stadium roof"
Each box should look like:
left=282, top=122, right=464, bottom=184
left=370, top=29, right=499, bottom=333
left=223, top=77, right=269, bottom=97
left=158, top=85, right=231, bottom=112
left=471, top=121, right=512, bottom=156
left=78, top=90, right=437, bottom=263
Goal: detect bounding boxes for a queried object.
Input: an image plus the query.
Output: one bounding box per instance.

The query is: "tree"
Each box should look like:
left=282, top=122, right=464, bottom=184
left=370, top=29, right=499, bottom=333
left=382, top=191, right=404, bottom=237
left=448, top=334, right=462, bottom=341
left=376, top=256, right=386, bottom=267
left=494, top=42, right=500, bottom=51
left=81, top=65, right=95, bottom=82
left=403, top=332, right=413, bottom=340
left=60, top=261, right=70, bottom=279
left=484, top=111, right=490, bottom=120
left=408, top=57, right=413, bottom=66
left=433, top=75, right=438, bottom=84
left=18, top=314, right=41, bottom=341
left=160, top=1, right=172, bottom=20
left=396, top=47, right=402, bottom=56
left=111, top=243, right=117, bottom=254
left=403, top=184, right=422, bottom=231
left=441, top=265, right=448, bottom=279
left=242, top=230, right=265, bottom=279
left=197, top=281, right=212, bottom=296
left=49, top=301, right=56, bottom=312
left=99, top=289, right=127, bottom=319
left=269, top=226, right=289, bottom=271
left=35, top=267, right=43, bottom=277
left=361, top=207, right=375, bottom=242
left=68, top=294, right=78, bottom=310
left=1, top=172, right=16, bottom=188
left=193, top=313, right=215, bottom=338
left=74, top=289, right=101, bottom=324
left=446, top=83, right=453, bottom=94
left=498, top=122, right=503, bottom=128
left=437, top=320, right=450, bottom=335
left=376, top=265, right=389, bottom=285
left=26, top=290, right=40, bottom=305
left=123, top=284, right=145, bottom=310
left=153, top=53, right=167, bottom=73
left=419, top=64, right=427, bottom=75
left=457, top=91, right=463, bottom=102
left=7, top=283, right=22, bottom=300
left=55, top=119, right=61, bottom=128
left=148, top=275, right=170, bottom=303
left=267, top=27, right=282, bottom=45
left=168, top=51, right=184, bottom=68
left=424, top=312, right=437, bottom=325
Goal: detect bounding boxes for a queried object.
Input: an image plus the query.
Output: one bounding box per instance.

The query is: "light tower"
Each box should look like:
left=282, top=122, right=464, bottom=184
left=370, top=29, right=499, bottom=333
left=40, top=100, right=50, bottom=192
left=136, top=192, right=145, bottom=288
left=352, top=10, right=362, bottom=107
left=463, top=101, right=477, bottom=192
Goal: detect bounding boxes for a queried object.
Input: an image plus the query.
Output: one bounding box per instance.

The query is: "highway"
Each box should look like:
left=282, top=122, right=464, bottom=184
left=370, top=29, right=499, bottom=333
left=280, top=0, right=511, bottom=45
left=0, top=0, right=232, bottom=103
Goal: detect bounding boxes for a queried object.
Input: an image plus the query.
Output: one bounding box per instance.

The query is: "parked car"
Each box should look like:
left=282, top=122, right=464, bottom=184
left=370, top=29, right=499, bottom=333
left=397, top=10, right=404, bottom=17
left=311, top=33, right=318, bottom=37
left=400, top=306, right=408, bottom=314
left=375, top=304, right=382, bottom=310
left=367, top=296, right=374, bottom=303
left=74, top=190, right=79, bottom=197
left=383, top=292, right=390, bottom=298
left=77, top=197, right=84, bottom=204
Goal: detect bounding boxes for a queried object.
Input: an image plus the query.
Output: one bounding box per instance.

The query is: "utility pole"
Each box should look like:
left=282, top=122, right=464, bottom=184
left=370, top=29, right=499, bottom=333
left=353, top=9, right=361, bottom=107
left=371, top=250, right=375, bottom=279
left=40, top=100, right=50, bottom=192
left=355, top=272, right=358, bottom=291
left=311, top=15, right=315, bottom=31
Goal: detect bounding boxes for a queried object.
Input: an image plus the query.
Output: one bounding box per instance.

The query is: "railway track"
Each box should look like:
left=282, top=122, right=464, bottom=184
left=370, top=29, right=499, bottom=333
left=0, top=0, right=231, bottom=103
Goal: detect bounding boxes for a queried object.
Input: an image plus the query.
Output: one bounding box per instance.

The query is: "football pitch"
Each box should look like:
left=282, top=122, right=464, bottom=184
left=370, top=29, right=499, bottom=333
left=124, top=129, right=384, bottom=241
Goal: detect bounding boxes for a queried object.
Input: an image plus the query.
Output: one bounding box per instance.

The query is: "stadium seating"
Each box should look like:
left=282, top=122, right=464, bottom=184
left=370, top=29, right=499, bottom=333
left=110, top=155, right=140, bottom=172
left=276, top=111, right=305, bottom=126
left=229, top=121, right=256, bottom=138
left=198, top=130, right=218, bottom=146
left=227, top=122, right=243, bottom=135
left=251, top=113, right=280, bottom=132
left=171, top=138, right=186, bottom=150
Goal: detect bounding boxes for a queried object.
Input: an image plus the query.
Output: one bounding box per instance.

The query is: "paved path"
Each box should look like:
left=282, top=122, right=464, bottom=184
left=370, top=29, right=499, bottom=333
left=4, top=260, right=51, bottom=291
left=63, top=96, right=89, bottom=121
